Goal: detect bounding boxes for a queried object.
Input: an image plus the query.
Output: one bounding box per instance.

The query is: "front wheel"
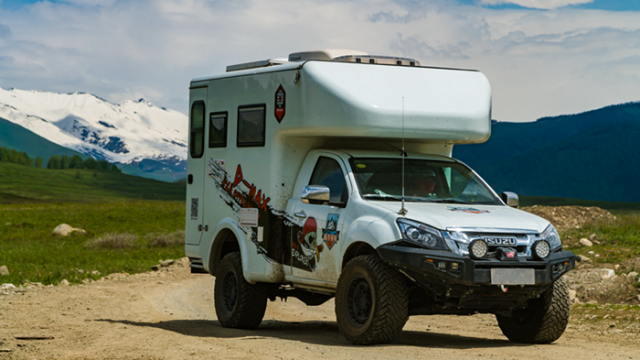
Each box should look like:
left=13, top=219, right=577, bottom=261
left=496, top=277, right=571, bottom=344
left=335, top=255, right=409, bottom=345
left=214, top=252, right=267, bottom=329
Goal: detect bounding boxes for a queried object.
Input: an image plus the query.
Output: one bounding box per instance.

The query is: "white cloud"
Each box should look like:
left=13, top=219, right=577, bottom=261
left=0, top=0, right=638, bottom=122
left=480, top=0, right=594, bottom=10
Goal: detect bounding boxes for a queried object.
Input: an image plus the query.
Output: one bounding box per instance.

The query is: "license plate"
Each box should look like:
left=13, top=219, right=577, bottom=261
left=491, top=268, right=535, bottom=285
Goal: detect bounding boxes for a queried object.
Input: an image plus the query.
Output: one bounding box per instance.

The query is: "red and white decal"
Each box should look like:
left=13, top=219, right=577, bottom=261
left=274, top=85, right=286, bottom=123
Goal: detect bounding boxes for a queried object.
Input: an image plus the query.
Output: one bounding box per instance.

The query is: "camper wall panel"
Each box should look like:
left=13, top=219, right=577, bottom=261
left=237, top=104, right=266, bottom=147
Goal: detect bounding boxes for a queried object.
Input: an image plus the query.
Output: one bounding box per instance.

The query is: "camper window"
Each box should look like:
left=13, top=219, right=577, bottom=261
left=190, top=101, right=205, bottom=158
left=309, top=157, right=348, bottom=204
left=237, top=105, right=266, bottom=147
left=209, top=112, right=228, bottom=148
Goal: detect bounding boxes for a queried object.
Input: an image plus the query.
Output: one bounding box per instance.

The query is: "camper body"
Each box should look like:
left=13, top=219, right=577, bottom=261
left=186, top=52, right=575, bottom=345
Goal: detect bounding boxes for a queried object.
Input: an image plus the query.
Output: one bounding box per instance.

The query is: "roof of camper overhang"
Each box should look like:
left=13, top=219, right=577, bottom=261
left=190, top=61, right=492, bottom=144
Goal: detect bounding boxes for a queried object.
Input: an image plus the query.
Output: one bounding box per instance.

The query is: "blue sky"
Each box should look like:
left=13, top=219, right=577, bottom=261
left=0, top=0, right=639, bottom=121
left=455, top=0, right=640, bottom=11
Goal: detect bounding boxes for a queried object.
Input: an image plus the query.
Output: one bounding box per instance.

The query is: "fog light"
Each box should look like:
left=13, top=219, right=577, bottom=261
left=469, top=239, right=488, bottom=259
left=438, top=261, right=447, bottom=270
left=532, top=240, right=550, bottom=260
left=451, top=262, right=459, bottom=270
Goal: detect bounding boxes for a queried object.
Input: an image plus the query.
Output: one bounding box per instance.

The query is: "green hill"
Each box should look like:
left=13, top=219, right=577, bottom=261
left=0, top=161, right=185, bottom=204
left=454, top=102, right=640, bottom=202
left=0, top=117, right=88, bottom=163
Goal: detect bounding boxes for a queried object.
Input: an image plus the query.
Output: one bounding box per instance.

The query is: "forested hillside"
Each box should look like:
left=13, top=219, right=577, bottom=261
left=454, top=102, right=640, bottom=202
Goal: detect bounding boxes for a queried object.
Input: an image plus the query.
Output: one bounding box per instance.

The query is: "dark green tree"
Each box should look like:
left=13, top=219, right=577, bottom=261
left=60, top=155, right=70, bottom=169
left=97, top=160, right=110, bottom=171
left=83, top=158, right=97, bottom=170
left=69, top=155, right=83, bottom=169
left=35, top=157, right=43, bottom=168
left=47, top=155, right=61, bottom=169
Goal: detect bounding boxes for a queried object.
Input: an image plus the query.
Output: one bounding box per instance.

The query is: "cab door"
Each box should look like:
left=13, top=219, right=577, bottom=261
left=290, top=155, right=350, bottom=284
left=185, top=88, right=207, bottom=245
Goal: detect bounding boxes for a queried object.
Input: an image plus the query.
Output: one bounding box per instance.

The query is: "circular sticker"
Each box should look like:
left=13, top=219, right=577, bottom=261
left=356, top=164, right=366, bottom=168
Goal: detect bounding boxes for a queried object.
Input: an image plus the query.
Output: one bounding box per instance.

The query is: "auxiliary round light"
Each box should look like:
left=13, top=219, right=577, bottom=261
left=469, top=239, right=488, bottom=259
left=532, top=240, right=551, bottom=260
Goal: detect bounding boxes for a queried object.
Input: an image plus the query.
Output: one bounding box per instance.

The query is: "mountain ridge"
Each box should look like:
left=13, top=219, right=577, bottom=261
left=0, top=87, right=188, bottom=181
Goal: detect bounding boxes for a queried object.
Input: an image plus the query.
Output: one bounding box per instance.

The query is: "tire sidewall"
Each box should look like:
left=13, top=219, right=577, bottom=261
left=214, top=255, right=240, bottom=325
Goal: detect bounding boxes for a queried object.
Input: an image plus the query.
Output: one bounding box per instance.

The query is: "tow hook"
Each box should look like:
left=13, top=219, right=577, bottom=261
left=500, top=285, right=508, bottom=293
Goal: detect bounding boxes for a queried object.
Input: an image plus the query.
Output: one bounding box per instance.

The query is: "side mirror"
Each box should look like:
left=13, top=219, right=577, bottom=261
left=302, top=185, right=330, bottom=205
left=501, top=191, right=519, bottom=208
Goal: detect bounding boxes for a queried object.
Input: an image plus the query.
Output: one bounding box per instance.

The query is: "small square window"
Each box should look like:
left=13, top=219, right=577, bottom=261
left=209, top=112, right=227, bottom=148
left=237, top=104, right=266, bottom=147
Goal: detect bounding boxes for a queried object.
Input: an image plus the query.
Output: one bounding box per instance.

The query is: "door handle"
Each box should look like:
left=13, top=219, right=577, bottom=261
left=198, top=225, right=202, bottom=231
left=294, top=211, right=306, bottom=218
left=203, top=225, right=209, bottom=231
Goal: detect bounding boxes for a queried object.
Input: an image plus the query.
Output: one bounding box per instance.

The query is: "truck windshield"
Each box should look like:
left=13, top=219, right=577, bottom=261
left=349, top=158, right=501, bottom=205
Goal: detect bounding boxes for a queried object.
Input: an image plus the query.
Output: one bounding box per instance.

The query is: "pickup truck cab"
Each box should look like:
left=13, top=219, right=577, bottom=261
left=185, top=50, right=575, bottom=345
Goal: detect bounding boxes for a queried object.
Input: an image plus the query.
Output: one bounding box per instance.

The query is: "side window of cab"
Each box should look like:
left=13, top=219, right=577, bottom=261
left=309, top=157, right=348, bottom=204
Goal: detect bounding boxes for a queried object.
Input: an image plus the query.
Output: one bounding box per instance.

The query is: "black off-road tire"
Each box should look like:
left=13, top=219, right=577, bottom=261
left=335, top=255, right=409, bottom=345
left=496, top=277, right=571, bottom=344
left=214, top=252, right=267, bottom=329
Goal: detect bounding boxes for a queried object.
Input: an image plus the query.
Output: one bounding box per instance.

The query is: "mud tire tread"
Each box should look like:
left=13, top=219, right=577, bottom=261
left=497, top=277, right=571, bottom=344
left=335, top=255, right=408, bottom=345
left=214, top=252, right=267, bottom=329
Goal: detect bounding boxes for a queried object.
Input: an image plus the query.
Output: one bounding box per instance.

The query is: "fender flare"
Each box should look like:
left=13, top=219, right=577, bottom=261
left=340, top=218, right=396, bottom=269
left=205, top=218, right=252, bottom=281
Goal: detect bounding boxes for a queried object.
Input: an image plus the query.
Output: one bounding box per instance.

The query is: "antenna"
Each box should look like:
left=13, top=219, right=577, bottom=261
left=399, top=97, right=408, bottom=216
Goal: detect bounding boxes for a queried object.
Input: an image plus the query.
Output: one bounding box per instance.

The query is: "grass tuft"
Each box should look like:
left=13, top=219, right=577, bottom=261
left=85, top=232, right=140, bottom=249
left=146, top=230, right=185, bottom=248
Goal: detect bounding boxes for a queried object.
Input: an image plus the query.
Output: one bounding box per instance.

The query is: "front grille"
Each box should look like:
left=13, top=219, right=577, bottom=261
left=445, top=230, right=540, bottom=259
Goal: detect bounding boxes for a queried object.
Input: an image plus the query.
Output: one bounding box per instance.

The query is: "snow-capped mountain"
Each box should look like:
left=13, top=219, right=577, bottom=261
left=0, top=87, right=188, bottom=180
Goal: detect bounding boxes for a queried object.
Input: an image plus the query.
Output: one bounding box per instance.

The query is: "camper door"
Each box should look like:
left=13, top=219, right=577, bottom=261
left=186, top=87, right=207, bottom=245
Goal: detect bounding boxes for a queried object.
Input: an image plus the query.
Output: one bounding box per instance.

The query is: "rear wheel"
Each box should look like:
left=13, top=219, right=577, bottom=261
left=214, top=252, right=267, bottom=329
left=496, top=277, right=570, bottom=344
left=335, top=255, right=408, bottom=345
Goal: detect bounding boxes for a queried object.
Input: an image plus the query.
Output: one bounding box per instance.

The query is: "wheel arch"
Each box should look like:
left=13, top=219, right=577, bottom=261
left=207, top=219, right=249, bottom=275
left=341, top=241, right=377, bottom=269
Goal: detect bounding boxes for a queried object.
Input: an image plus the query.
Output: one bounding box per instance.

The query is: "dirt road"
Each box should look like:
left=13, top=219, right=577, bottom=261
left=1, top=260, right=639, bottom=360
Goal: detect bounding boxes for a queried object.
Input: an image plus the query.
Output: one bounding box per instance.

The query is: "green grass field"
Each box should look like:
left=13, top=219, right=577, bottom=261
left=0, top=161, right=188, bottom=285
left=0, top=161, right=184, bottom=204
left=0, top=201, right=186, bottom=285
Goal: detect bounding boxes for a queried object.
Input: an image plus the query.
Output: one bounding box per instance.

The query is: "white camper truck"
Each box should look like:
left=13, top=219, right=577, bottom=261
left=186, top=50, right=575, bottom=345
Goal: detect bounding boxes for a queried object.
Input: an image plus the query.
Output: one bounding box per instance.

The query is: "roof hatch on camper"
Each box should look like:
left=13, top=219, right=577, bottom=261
left=225, top=49, right=421, bottom=72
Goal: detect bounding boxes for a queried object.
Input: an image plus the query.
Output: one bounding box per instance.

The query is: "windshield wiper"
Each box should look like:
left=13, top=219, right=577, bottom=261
left=422, top=198, right=472, bottom=204
left=362, top=194, right=404, bottom=201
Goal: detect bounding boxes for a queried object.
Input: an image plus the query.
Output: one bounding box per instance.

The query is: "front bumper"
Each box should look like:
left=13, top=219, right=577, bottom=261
left=377, top=242, right=575, bottom=286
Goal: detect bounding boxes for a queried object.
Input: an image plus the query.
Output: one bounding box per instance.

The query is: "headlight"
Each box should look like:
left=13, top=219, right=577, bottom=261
left=396, top=219, right=448, bottom=250
left=540, top=224, right=562, bottom=251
